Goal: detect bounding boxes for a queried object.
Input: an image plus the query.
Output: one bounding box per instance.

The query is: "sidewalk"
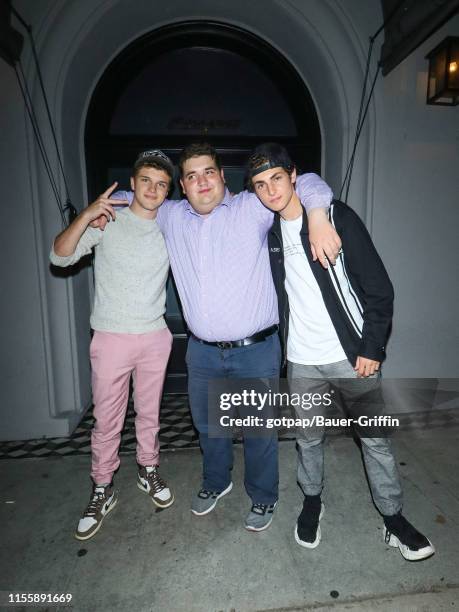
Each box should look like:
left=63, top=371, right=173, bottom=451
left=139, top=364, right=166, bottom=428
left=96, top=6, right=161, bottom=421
left=1, top=428, right=457, bottom=611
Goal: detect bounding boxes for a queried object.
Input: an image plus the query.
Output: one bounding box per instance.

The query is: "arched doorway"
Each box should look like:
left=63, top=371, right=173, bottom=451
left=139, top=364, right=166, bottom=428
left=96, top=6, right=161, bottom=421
left=85, top=21, right=321, bottom=393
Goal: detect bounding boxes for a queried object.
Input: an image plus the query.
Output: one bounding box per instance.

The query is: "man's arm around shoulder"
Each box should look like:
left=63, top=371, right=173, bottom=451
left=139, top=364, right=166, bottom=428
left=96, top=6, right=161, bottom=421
left=295, top=173, right=342, bottom=268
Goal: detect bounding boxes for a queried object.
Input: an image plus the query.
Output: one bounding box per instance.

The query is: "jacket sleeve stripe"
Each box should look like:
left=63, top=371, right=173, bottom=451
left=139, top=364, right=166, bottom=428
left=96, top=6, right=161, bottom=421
left=327, top=204, right=364, bottom=337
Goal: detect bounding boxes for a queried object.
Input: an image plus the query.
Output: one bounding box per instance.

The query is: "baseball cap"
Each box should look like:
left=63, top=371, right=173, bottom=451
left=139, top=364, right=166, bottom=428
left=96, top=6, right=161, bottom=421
left=134, top=149, right=175, bottom=178
left=247, top=143, right=294, bottom=178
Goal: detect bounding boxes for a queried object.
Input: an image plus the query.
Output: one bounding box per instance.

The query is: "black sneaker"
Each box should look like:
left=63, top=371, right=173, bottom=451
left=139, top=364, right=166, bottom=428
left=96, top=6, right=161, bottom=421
left=75, top=483, right=118, bottom=541
left=383, top=512, right=435, bottom=561
left=294, top=495, right=324, bottom=549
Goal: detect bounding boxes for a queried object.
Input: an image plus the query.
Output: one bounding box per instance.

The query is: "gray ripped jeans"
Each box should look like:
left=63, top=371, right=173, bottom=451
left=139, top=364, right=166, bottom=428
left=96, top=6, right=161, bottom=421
left=287, top=359, right=402, bottom=516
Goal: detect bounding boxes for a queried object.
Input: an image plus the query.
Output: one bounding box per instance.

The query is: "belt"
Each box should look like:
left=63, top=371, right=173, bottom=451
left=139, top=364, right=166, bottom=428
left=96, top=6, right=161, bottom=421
left=192, top=325, right=278, bottom=349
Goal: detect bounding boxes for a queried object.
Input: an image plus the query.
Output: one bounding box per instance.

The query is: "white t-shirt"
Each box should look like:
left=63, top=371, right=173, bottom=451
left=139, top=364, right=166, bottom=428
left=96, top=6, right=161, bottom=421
left=281, top=214, right=347, bottom=365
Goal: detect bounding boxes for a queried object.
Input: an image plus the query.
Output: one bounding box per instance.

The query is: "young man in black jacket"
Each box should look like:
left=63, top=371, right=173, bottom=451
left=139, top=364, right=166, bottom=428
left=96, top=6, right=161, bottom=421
left=246, top=143, right=434, bottom=561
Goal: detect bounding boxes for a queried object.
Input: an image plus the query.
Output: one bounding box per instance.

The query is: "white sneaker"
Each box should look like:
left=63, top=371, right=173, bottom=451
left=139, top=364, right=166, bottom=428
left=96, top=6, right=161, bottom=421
left=137, top=466, right=174, bottom=509
left=75, top=484, right=117, bottom=541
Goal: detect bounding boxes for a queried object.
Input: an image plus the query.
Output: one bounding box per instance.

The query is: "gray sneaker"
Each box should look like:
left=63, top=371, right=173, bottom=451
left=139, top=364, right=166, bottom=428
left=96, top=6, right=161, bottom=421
left=191, top=482, right=233, bottom=516
left=245, top=501, right=278, bottom=532
left=75, top=484, right=118, bottom=541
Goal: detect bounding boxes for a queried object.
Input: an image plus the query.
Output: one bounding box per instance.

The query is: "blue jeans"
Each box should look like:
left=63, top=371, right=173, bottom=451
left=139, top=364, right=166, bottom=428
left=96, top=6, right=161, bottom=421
left=186, top=333, right=281, bottom=504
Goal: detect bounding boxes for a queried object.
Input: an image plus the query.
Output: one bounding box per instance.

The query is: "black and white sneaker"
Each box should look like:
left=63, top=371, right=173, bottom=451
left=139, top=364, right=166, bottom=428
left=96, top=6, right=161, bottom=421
left=383, top=512, right=435, bottom=561
left=137, top=466, right=174, bottom=509
left=191, top=482, right=233, bottom=516
left=245, top=501, right=278, bottom=532
left=294, top=496, right=324, bottom=549
left=75, top=484, right=118, bottom=541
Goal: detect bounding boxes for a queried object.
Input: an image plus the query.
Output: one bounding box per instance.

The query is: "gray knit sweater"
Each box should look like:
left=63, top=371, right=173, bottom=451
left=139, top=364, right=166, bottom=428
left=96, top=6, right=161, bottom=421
left=50, top=207, right=169, bottom=334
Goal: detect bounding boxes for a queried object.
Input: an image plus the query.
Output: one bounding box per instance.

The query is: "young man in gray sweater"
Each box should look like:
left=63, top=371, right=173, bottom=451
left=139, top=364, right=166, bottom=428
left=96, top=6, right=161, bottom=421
left=50, top=150, right=175, bottom=540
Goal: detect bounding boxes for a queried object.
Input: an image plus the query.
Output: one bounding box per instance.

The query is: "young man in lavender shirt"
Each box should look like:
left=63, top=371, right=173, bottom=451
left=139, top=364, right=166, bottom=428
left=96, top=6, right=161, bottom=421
left=50, top=151, right=175, bottom=540
left=111, top=142, right=340, bottom=531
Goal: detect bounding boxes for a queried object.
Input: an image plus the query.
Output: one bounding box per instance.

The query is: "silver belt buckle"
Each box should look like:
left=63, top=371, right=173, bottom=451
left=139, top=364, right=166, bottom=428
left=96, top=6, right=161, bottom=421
left=217, top=341, right=233, bottom=349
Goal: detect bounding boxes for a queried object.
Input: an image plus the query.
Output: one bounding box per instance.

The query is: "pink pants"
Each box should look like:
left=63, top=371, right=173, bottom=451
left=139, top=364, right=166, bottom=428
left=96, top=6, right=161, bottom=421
left=89, top=328, right=172, bottom=484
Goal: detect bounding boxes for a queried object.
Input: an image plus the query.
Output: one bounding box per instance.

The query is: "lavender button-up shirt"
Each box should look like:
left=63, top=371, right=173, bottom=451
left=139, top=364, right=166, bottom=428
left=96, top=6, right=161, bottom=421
left=116, top=173, right=332, bottom=341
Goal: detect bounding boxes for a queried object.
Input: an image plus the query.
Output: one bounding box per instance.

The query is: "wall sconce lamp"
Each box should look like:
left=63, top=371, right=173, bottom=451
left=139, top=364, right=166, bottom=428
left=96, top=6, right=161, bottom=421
left=425, top=36, right=459, bottom=106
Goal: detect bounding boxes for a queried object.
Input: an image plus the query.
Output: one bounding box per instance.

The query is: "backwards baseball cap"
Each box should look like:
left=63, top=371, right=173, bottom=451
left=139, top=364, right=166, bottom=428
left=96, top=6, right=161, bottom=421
left=247, top=142, right=295, bottom=179
left=133, top=149, right=175, bottom=179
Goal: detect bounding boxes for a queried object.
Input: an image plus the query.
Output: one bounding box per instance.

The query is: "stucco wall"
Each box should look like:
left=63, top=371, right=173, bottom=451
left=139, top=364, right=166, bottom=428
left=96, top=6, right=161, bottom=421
left=372, top=14, right=459, bottom=376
